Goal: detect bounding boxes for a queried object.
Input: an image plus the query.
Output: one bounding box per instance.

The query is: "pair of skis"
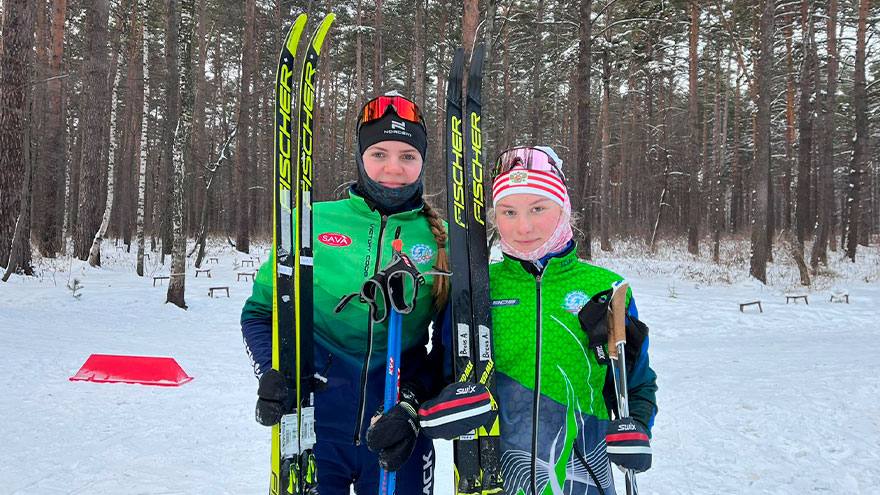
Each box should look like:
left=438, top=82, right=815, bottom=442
left=271, top=13, right=334, bottom=495
left=445, top=44, right=504, bottom=495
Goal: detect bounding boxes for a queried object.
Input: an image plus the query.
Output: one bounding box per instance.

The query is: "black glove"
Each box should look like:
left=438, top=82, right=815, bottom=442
left=366, top=388, right=420, bottom=472
left=577, top=288, right=613, bottom=364
left=578, top=289, right=649, bottom=371
left=419, top=382, right=496, bottom=440
left=255, top=369, right=290, bottom=427
left=605, top=417, right=652, bottom=472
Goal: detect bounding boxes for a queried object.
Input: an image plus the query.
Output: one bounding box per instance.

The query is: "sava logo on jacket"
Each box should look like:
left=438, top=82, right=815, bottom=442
left=318, top=232, right=352, bottom=247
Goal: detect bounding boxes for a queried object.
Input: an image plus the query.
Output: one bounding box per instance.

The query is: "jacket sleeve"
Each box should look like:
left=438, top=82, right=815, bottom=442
left=603, top=297, right=658, bottom=436
left=241, top=257, right=275, bottom=378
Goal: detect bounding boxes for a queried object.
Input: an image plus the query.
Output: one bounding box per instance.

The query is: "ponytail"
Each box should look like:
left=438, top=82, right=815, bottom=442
left=421, top=200, right=449, bottom=310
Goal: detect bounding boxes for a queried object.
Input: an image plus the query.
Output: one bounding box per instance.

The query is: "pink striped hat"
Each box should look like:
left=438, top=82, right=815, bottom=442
left=492, top=169, right=567, bottom=207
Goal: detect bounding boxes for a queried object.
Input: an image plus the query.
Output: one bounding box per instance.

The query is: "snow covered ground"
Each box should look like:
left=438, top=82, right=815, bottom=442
left=2, top=239, right=879, bottom=494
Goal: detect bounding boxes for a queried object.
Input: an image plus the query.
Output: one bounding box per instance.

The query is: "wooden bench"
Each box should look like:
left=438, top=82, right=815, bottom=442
left=830, top=291, right=849, bottom=304
left=195, top=268, right=212, bottom=278
left=206, top=257, right=219, bottom=264
left=208, top=286, right=229, bottom=298
left=116, top=245, right=125, bottom=252
left=237, top=271, right=255, bottom=282
left=739, top=301, right=763, bottom=313
left=241, top=259, right=255, bottom=268
left=785, top=294, right=809, bottom=305
left=143, top=253, right=151, bottom=260
left=152, top=276, right=169, bottom=287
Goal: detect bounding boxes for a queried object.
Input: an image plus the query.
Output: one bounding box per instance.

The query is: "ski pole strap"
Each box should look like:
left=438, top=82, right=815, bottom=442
left=577, top=288, right=613, bottom=365
left=334, top=250, right=452, bottom=324
left=334, top=274, right=389, bottom=323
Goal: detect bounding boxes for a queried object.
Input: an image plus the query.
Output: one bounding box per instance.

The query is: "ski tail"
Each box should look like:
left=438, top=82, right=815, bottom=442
left=462, top=44, right=504, bottom=495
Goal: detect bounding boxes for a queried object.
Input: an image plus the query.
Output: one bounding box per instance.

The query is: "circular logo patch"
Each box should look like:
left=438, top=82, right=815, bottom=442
left=563, top=290, right=589, bottom=314
left=409, top=243, right=434, bottom=264
left=318, top=232, right=352, bottom=247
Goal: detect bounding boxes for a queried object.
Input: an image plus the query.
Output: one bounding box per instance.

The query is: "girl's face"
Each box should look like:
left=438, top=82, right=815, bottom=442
left=362, top=141, right=423, bottom=188
left=494, top=194, right=563, bottom=253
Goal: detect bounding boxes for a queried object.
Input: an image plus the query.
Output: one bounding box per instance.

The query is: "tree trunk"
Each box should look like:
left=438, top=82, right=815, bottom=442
left=373, top=0, right=384, bottom=92
left=160, top=0, right=181, bottom=261
left=843, top=0, right=868, bottom=262
left=33, top=0, right=65, bottom=256
left=810, top=0, right=837, bottom=271
left=731, top=69, right=743, bottom=233
left=0, top=0, right=34, bottom=269
left=167, top=118, right=188, bottom=308
left=412, top=0, right=425, bottom=108
left=686, top=0, right=700, bottom=256
left=711, top=54, right=724, bottom=263
left=356, top=0, right=364, bottom=102
left=3, top=134, right=35, bottom=280
left=87, top=44, right=124, bottom=267
left=74, top=0, right=111, bottom=261
left=531, top=0, right=545, bottom=143
left=749, top=0, right=774, bottom=284
left=795, top=0, right=815, bottom=244
left=783, top=13, right=795, bottom=232
left=167, top=0, right=194, bottom=309
left=599, top=22, right=612, bottom=252
left=136, top=19, right=149, bottom=277
left=575, top=0, right=593, bottom=259
left=235, top=0, right=255, bottom=254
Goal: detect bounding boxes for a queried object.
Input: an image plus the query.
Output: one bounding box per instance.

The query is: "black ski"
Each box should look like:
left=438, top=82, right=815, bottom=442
left=462, top=44, right=503, bottom=495
left=445, top=44, right=503, bottom=495
left=272, top=13, right=334, bottom=495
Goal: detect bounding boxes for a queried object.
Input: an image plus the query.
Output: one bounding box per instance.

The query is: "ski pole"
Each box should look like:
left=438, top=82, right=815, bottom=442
left=379, top=238, right=405, bottom=495
left=608, top=281, right=638, bottom=495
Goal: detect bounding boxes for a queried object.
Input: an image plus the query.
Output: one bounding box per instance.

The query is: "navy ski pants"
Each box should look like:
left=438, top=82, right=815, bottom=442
left=314, top=434, right=435, bottom=495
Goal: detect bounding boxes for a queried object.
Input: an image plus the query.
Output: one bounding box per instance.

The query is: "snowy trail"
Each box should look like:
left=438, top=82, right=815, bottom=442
left=1, top=247, right=878, bottom=494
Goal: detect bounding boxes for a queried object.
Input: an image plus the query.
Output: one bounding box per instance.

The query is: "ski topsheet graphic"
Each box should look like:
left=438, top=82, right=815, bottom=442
left=272, top=13, right=334, bottom=495
left=445, top=44, right=503, bottom=495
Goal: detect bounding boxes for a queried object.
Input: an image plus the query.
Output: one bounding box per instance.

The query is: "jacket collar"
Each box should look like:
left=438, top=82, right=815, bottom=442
left=501, top=241, right=578, bottom=279
left=346, top=188, right=425, bottom=221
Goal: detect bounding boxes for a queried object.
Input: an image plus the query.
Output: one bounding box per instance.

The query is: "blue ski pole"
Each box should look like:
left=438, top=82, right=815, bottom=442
left=379, top=239, right=405, bottom=495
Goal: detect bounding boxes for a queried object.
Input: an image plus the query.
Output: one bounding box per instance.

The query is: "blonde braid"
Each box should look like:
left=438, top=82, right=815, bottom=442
left=421, top=200, right=449, bottom=310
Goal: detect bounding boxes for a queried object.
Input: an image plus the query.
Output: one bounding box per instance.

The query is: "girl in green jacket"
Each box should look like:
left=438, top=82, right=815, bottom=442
left=241, top=93, right=450, bottom=494
left=488, top=146, right=658, bottom=495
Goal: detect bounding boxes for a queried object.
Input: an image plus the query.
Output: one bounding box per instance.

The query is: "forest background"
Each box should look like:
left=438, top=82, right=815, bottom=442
left=0, top=0, right=878, bottom=308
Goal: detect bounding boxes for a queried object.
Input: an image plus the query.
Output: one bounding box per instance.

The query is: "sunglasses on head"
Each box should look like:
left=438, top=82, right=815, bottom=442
left=359, top=95, right=425, bottom=127
left=493, top=146, right=566, bottom=182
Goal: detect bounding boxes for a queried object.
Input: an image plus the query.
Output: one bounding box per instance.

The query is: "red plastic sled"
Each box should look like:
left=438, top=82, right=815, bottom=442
left=69, top=354, right=193, bottom=386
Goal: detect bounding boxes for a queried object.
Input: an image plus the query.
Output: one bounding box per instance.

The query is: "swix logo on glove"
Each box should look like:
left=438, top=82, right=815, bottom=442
left=318, top=232, right=352, bottom=247
left=456, top=385, right=477, bottom=395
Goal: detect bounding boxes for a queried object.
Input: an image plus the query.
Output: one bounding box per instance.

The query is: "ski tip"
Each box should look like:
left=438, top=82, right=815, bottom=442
left=452, top=48, right=465, bottom=73
left=470, top=43, right=486, bottom=68
left=287, top=14, right=309, bottom=53
left=446, top=48, right=465, bottom=100
left=311, top=13, right=336, bottom=54
left=467, top=44, right=486, bottom=100
left=392, top=239, right=403, bottom=253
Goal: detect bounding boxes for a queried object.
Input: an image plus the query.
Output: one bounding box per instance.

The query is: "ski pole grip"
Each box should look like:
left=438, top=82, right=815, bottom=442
left=608, top=282, right=629, bottom=359
left=392, top=239, right=403, bottom=253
